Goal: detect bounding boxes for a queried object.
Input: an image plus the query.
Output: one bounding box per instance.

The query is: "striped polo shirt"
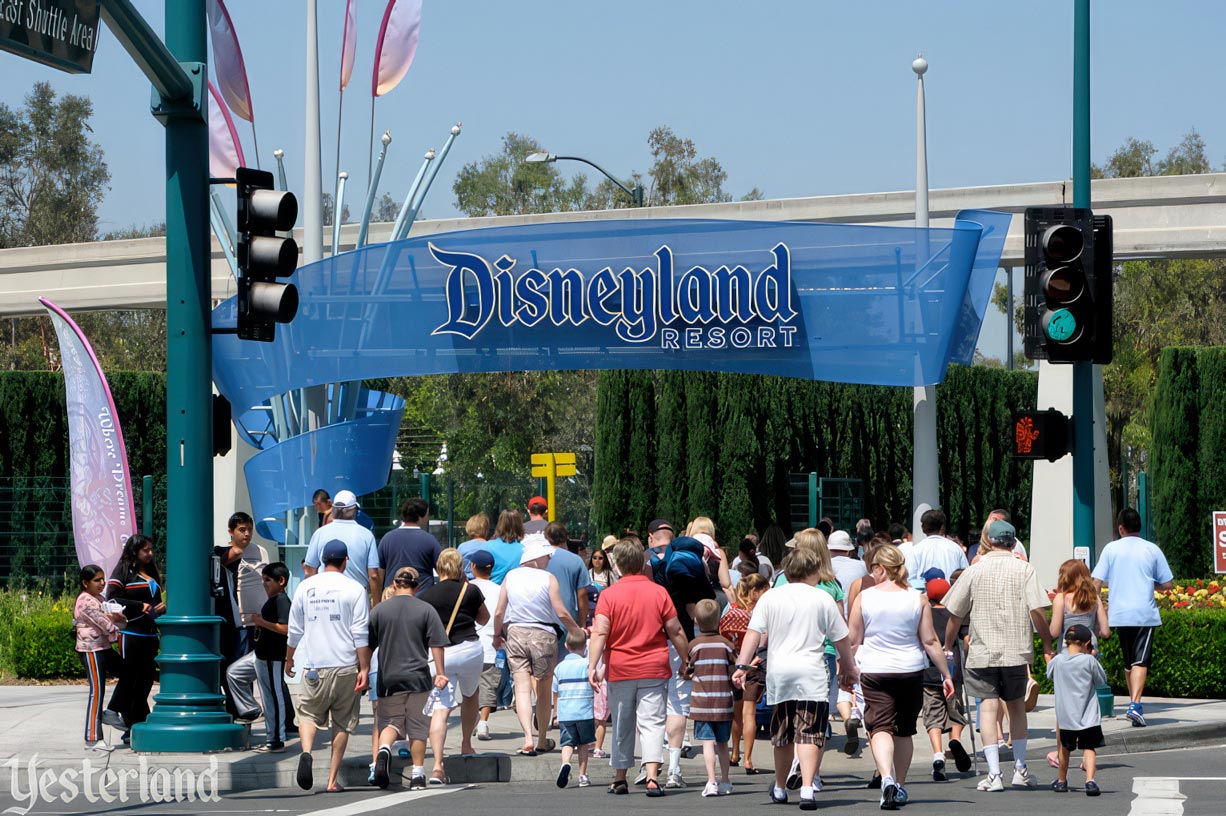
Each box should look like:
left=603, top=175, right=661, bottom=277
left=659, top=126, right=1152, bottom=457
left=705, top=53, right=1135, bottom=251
left=552, top=652, right=595, bottom=722
left=687, top=633, right=735, bottom=721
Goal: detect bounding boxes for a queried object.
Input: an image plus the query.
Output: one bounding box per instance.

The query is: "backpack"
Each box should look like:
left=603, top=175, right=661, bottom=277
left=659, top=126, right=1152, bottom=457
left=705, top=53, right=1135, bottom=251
left=651, top=536, right=707, bottom=588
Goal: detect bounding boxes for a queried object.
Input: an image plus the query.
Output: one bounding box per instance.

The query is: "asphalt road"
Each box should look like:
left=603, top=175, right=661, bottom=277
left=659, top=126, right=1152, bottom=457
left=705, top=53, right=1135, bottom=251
left=11, top=742, right=1223, bottom=816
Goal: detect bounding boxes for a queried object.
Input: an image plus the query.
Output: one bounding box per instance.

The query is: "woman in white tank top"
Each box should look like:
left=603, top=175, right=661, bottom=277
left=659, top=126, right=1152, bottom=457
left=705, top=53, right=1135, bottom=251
left=848, top=545, right=954, bottom=810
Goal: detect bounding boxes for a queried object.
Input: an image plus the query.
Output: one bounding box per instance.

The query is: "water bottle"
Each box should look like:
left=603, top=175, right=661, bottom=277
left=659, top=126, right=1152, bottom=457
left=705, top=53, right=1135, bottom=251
left=494, top=649, right=506, bottom=669
left=422, top=687, right=441, bottom=715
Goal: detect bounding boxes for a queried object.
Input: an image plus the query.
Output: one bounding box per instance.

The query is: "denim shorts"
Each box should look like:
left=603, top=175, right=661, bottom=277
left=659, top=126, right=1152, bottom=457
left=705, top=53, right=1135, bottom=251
left=694, top=719, right=733, bottom=743
left=559, top=718, right=596, bottom=747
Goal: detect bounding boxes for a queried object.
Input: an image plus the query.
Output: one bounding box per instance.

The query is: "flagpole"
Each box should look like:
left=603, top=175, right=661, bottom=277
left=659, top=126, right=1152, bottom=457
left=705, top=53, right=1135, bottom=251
left=250, top=121, right=261, bottom=170
left=911, top=53, right=939, bottom=543
left=367, top=93, right=376, bottom=185
left=358, top=131, right=392, bottom=248
left=332, top=87, right=345, bottom=252
left=304, top=0, right=323, bottom=265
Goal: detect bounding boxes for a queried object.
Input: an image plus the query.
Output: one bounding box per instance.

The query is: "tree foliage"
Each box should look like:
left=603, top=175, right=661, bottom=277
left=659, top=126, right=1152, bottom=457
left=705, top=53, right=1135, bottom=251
left=0, top=82, right=110, bottom=250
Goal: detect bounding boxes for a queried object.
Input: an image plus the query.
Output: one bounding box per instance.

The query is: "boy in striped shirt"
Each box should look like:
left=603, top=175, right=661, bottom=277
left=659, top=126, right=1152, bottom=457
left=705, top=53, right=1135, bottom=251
left=552, top=629, right=596, bottom=788
left=684, top=598, right=736, bottom=797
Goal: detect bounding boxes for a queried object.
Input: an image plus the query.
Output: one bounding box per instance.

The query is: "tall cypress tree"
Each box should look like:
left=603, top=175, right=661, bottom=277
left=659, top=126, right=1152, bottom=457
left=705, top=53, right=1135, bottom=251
left=1151, top=348, right=1201, bottom=576
left=654, top=371, right=688, bottom=526
left=1195, top=349, right=1226, bottom=576
left=625, top=370, right=657, bottom=532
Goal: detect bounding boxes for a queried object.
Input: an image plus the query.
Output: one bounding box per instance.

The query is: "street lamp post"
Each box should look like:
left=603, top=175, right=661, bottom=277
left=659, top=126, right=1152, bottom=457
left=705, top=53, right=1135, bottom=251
left=525, top=152, right=643, bottom=207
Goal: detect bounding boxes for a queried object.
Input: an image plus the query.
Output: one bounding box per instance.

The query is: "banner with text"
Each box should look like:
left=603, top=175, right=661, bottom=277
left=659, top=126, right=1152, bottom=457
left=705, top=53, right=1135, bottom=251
left=42, top=297, right=136, bottom=578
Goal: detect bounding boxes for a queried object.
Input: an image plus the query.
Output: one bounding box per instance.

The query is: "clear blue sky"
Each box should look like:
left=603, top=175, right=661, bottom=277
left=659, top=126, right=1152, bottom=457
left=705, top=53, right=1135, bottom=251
left=3, top=0, right=1223, bottom=361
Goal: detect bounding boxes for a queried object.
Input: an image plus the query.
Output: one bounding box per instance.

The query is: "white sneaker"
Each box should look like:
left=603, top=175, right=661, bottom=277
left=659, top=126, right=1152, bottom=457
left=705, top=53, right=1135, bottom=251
left=718, top=781, right=734, bottom=796
left=634, top=765, right=649, bottom=785
left=475, top=721, right=491, bottom=741
left=977, top=773, right=1005, bottom=792
left=1011, top=767, right=1035, bottom=788
left=86, top=740, right=114, bottom=753
left=577, top=775, right=591, bottom=788
left=665, top=769, right=686, bottom=788
left=702, top=781, right=720, bottom=797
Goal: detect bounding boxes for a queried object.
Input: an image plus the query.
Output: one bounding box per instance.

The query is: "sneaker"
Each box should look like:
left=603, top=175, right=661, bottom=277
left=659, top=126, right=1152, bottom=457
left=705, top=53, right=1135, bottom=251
left=844, top=717, right=861, bottom=755
left=1025, top=678, right=1040, bottom=712
left=373, top=747, right=391, bottom=789
left=866, top=773, right=883, bottom=789
left=665, top=769, right=686, bottom=789
left=296, top=752, right=313, bottom=791
left=1127, top=703, right=1147, bottom=727
left=578, top=775, right=591, bottom=788
left=785, top=758, right=802, bottom=790
left=85, top=740, right=114, bottom=753
left=408, top=773, right=427, bottom=791
left=933, top=758, right=946, bottom=782
left=634, top=765, right=649, bottom=785
left=976, top=773, right=1004, bottom=792
left=813, top=775, right=823, bottom=792
left=800, top=794, right=817, bottom=811
left=895, top=785, right=909, bottom=806
left=702, top=781, right=720, bottom=797
left=718, top=781, right=734, bottom=796
left=234, top=709, right=261, bottom=724
left=680, top=742, right=696, bottom=759
left=367, top=762, right=377, bottom=786
left=591, top=748, right=610, bottom=759
left=769, top=784, right=788, bottom=804
left=100, top=710, right=127, bottom=730
left=949, top=739, right=972, bottom=773
left=476, top=721, right=491, bottom=741
left=254, top=741, right=285, bottom=753
left=881, top=783, right=900, bottom=810
left=557, top=763, right=572, bottom=789
left=1085, top=780, right=1101, bottom=796
left=1051, top=778, right=1069, bottom=792
left=1012, top=767, right=1036, bottom=788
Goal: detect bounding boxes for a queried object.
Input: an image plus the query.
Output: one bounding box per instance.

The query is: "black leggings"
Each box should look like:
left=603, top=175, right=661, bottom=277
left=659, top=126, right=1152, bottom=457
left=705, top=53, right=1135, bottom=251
left=108, top=634, right=159, bottom=726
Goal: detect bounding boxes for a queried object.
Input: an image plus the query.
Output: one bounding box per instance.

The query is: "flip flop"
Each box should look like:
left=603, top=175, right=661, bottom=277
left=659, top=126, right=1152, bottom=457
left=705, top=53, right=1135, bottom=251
left=325, top=784, right=346, bottom=793
left=516, top=745, right=538, bottom=756
left=608, top=779, right=629, bottom=795
left=534, top=738, right=556, bottom=753
left=745, top=767, right=768, bottom=775
left=645, top=778, right=665, bottom=797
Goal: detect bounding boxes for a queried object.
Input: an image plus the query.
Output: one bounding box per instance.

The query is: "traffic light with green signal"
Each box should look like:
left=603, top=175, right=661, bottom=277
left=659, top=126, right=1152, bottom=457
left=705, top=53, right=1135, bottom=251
left=1022, top=207, right=1113, bottom=364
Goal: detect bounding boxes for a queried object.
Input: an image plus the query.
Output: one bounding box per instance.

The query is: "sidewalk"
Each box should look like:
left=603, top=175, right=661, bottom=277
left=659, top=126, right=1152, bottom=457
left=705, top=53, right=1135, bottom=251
left=0, top=684, right=1223, bottom=794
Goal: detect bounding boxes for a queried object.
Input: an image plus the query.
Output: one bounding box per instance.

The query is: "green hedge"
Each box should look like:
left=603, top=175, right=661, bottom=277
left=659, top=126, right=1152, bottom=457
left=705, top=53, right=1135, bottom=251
left=7, top=612, right=80, bottom=679
left=1033, top=607, right=1226, bottom=699
left=594, top=365, right=1038, bottom=541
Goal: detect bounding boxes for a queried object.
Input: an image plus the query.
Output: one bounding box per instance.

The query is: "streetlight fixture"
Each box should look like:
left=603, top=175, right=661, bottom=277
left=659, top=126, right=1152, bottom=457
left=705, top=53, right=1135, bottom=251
left=525, top=151, right=644, bottom=207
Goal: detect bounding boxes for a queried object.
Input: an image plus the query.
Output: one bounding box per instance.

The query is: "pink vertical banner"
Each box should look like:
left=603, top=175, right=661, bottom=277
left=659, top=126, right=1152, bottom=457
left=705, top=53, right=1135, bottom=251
left=340, top=0, right=358, bottom=91
left=373, top=0, right=422, bottom=97
left=40, top=298, right=136, bottom=578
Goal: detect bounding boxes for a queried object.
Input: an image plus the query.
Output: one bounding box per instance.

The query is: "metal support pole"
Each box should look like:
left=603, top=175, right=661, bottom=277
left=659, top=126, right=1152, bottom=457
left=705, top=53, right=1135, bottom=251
left=1138, top=471, right=1150, bottom=540
left=303, top=0, right=323, bottom=265
left=134, top=0, right=243, bottom=752
left=142, top=474, right=153, bottom=538
left=1006, top=267, right=1015, bottom=370
left=911, top=54, right=939, bottom=542
left=1072, top=0, right=1096, bottom=562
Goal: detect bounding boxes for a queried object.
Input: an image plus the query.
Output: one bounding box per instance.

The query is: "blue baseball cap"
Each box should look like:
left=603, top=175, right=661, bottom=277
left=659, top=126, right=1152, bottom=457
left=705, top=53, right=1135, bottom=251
left=468, top=549, right=494, bottom=569
left=921, top=567, right=947, bottom=583
left=321, top=539, right=348, bottom=561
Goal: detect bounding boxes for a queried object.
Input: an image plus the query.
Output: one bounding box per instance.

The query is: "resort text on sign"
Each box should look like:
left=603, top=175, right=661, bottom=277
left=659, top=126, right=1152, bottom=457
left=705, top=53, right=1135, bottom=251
left=0, top=0, right=100, bottom=74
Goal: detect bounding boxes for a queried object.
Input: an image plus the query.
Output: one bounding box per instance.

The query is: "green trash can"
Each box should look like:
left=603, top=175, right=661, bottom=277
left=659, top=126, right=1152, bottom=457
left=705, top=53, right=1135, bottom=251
left=1096, top=684, right=1115, bottom=717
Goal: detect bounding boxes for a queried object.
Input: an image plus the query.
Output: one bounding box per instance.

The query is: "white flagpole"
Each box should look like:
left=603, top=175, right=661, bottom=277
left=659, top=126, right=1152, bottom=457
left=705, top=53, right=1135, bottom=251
left=304, top=0, right=323, bottom=265
left=911, top=53, right=939, bottom=543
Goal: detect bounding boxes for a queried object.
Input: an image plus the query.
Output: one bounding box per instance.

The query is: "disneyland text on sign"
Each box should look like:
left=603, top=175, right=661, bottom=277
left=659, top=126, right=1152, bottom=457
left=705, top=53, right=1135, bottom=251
left=430, top=242, right=800, bottom=349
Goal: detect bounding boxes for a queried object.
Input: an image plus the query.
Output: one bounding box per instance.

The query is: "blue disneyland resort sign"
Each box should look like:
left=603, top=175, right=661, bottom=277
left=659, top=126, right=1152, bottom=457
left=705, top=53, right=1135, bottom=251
left=213, top=213, right=1010, bottom=539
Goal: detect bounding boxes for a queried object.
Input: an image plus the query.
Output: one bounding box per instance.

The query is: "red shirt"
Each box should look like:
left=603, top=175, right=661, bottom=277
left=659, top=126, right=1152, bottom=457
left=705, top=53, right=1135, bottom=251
left=595, top=574, right=677, bottom=681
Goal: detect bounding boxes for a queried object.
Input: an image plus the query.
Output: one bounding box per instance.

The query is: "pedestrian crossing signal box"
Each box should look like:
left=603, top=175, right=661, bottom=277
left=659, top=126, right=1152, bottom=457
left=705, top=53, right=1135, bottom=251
left=1011, top=408, right=1072, bottom=462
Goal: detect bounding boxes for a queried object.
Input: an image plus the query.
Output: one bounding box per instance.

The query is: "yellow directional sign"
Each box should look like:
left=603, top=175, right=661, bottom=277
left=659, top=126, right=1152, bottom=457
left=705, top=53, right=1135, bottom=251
left=529, top=451, right=576, bottom=521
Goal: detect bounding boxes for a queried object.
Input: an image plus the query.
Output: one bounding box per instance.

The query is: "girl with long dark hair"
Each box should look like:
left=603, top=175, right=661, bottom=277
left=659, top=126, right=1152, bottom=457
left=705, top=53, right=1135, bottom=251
left=75, top=564, right=126, bottom=751
left=105, top=534, right=164, bottom=734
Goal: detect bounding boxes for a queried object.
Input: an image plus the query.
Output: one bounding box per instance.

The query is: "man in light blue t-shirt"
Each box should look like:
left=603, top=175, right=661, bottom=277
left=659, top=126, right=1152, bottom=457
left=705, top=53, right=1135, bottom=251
left=544, top=522, right=589, bottom=631
left=303, top=490, right=381, bottom=609
left=1091, top=507, right=1174, bottom=727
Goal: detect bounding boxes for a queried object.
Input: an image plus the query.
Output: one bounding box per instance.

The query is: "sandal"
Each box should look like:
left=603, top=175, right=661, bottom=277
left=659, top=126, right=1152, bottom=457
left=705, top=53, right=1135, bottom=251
left=745, top=766, right=767, bottom=775
left=608, top=779, right=629, bottom=795
left=645, top=778, right=665, bottom=797
left=516, top=745, right=538, bottom=756
left=534, top=738, right=556, bottom=754
left=429, top=769, right=448, bottom=786
left=325, top=784, right=346, bottom=793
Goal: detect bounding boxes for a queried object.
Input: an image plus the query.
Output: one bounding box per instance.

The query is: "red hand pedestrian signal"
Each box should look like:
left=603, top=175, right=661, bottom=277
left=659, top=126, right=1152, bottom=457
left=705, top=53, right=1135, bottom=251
left=1015, top=416, right=1040, bottom=455
left=1010, top=409, right=1071, bottom=462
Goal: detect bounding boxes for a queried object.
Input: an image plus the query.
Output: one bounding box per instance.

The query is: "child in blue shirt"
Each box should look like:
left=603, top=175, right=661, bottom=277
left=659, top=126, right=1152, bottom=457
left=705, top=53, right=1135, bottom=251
left=552, top=629, right=596, bottom=788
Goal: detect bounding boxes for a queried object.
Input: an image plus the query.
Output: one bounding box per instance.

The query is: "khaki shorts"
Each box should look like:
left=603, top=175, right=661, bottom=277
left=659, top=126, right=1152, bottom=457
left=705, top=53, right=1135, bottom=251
left=478, top=663, right=501, bottom=709
left=506, top=625, right=558, bottom=679
left=376, top=691, right=432, bottom=741
left=296, top=666, right=362, bottom=733
left=921, top=685, right=967, bottom=734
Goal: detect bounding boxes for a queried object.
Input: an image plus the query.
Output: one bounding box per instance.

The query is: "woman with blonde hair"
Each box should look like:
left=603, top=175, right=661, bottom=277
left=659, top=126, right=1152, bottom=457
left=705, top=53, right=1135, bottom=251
left=417, top=549, right=491, bottom=782
left=719, top=573, right=769, bottom=773
left=848, top=545, right=954, bottom=809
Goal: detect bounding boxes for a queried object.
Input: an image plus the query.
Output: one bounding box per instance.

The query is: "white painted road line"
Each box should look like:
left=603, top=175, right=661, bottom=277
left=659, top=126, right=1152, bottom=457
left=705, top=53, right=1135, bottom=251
left=297, top=785, right=468, bottom=816
left=1129, top=778, right=1186, bottom=816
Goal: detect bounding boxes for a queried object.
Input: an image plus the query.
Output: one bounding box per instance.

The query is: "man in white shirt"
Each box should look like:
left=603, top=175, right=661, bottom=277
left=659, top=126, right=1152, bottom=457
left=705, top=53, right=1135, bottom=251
left=732, top=548, right=856, bottom=811
left=829, top=531, right=868, bottom=609
left=905, top=509, right=968, bottom=590
left=468, top=549, right=503, bottom=741
left=286, top=539, right=372, bottom=793
left=303, top=489, right=381, bottom=608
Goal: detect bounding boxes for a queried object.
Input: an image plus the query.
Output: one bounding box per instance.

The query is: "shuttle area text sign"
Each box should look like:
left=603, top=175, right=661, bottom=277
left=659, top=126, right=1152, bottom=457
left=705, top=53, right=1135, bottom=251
left=0, top=0, right=101, bottom=74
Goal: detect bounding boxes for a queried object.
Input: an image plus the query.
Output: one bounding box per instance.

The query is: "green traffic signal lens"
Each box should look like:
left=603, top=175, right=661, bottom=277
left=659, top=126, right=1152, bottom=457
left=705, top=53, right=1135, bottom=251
left=1042, top=308, right=1080, bottom=343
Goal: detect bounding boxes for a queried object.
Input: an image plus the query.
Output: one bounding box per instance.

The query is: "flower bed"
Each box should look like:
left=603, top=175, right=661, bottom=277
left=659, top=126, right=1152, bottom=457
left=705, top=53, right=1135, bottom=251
left=1156, top=578, right=1226, bottom=610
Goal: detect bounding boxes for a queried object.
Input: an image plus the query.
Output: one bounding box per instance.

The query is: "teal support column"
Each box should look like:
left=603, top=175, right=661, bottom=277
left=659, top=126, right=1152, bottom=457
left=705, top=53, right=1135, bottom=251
left=420, top=473, right=432, bottom=514
left=1138, top=471, right=1151, bottom=541
left=809, top=473, right=818, bottom=529
left=1071, top=0, right=1096, bottom=563
left=142, top=474, right=153, bottom=537
left=133, top=0, right=243, bottom=752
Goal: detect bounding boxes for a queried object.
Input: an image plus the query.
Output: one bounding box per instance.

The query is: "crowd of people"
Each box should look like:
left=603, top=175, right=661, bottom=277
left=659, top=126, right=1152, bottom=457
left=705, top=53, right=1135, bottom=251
left=71, top=492, right=1175, bottom=806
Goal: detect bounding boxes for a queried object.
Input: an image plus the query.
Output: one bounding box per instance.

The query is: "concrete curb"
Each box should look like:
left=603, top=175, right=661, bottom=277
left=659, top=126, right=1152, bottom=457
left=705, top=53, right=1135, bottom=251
left=1102, top=720, right=1226, bottom=754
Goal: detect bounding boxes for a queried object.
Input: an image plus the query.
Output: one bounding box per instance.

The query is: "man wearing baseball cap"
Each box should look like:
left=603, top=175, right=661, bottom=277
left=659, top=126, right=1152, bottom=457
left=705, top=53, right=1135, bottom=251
left=286, top=539, right=372, bottom=792
left=525, top=496, right=549, bottom=535
left=303, top=489, right=381, bottom=608
left=941, top=520, right=1053, bottom=792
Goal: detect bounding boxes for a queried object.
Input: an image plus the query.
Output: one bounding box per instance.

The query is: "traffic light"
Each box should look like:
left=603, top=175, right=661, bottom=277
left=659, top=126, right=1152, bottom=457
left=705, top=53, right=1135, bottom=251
left=236, top=167, right=299, bottom=342
left=1023, top=207, right=1113, bottom=363
left=1010, top=408, right=1071, bottom=462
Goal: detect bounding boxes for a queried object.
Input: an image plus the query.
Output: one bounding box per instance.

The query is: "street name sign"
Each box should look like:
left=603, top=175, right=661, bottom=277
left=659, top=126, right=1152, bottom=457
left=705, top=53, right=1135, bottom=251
left=0, top=0, right=101, bottom=74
